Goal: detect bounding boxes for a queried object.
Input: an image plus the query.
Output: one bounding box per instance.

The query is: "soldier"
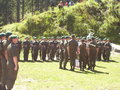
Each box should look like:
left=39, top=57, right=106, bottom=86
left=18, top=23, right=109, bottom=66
left=1, top=32, right=12, bottom=90
left=0, top=33, right=4, bottom=89
left=104, top=39, right=112, bottom=61
left=63, top=36, right=69, bottom=70
left=49, top=38, right=58, bottom=61
left=97, top=39, right=103, bottom=61
left=41, top=37, right=48, bottom=61
left=17, top=38, right=22, bottom=60
left=59, top=37, right=65, bottom=69
left=31, top=37, right=39, bottom=61
left=88, top=37, right=98, bottom=71
left=68, top=35, right=78, bottom=71
left=23, top=37, right=30, bottom=61
left=102, top=38, right=107, bottom=61
left=79, top=39, right=87, bottom=71
left=39, top=38, right=42, bottom=60
left=6, top=35, right=19, bottom=90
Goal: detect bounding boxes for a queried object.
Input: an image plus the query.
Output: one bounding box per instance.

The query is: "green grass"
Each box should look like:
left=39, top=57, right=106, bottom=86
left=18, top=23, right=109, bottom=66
left=13, top=52, right=120, bottom=90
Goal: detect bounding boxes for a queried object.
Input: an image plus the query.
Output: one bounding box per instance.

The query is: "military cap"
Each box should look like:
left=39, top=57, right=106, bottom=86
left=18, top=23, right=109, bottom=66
left=10, top=35, right=18, bottom=39
left=61, top=36, right=65, bottom=39
left=0, top=33, right=6, bottom=37
left=6, top=31, right=12, bottom=36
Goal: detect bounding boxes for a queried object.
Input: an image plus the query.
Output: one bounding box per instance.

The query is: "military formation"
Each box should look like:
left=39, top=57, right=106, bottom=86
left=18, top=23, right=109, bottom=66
left=0, top=32, right=112, bottom=90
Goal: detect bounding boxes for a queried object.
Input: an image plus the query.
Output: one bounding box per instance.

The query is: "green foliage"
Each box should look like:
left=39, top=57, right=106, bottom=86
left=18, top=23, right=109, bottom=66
left=0, top=0, right=120, bottom=43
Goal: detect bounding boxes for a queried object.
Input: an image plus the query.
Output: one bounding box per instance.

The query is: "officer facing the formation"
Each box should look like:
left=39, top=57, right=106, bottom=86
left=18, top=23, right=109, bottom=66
left=68, top=35, right=78, bottom=71
left=31, top=37, right=39, bottom=61
left=23, top=37, right=30, bottom=61
left=6, top=35, right=19, bottom=90
left=88, top=37, right=98, bottom=71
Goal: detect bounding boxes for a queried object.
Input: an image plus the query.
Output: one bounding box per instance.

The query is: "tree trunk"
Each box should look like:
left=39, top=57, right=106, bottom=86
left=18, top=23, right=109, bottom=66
left=22, top=0, right=24, bottom=19
left=17, top=0, right=20, bottom=22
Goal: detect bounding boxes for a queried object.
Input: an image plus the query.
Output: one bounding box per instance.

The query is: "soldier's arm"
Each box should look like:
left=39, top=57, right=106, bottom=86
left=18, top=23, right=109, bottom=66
left=4, top=50, right=8, bottom=61
left=12, top=47, right=19, bottom=71
left=13, top=56, right=19, bottom=71
left=67, top=46, right=70, bottom=57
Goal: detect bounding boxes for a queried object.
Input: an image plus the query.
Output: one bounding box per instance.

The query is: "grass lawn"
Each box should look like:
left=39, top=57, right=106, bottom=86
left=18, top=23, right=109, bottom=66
left=13, top=52, right=120, bottom=90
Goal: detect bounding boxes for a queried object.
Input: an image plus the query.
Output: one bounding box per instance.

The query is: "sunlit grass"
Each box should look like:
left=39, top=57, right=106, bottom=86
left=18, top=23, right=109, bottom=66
left=13, top=52, right=120, bottom=90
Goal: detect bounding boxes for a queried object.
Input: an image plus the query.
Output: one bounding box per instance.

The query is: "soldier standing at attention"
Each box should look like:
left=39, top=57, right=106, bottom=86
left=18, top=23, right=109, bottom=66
left=0, top=33, right=5, bottom=89
left=6, top=35, right=19, bottom=90
left=104, top=39, right=112, bottom=61
left=68, top=35, right=78, bottom=71
left=23, top=37, right=30, bottom=61
left=31, top=37, right=39, bottom=61
left=63, top=36, right=69, bottom=70
left=88, top=37, right=98, bottom=71
left=17, top=38, right=22, bottom=60
left=41, top=38, right=49, bottom=61
left=1, top=32, right=12, bottom=90
left=59, top=37, right=65, bottom=69
left=97, top=39, right=103, bottom=61
left=79, top=39, right=87, bottom=71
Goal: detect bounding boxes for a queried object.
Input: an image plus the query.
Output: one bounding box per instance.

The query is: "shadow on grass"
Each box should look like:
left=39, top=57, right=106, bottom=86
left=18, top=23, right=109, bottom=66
left=101, top=60, right=119, bottom=63
left=63, top=69, right=109, bottom=75
left=96, top=65, right=106, bottom=69
left=19, top=60, right=44, bottom=63
left=19, top=60, right=59, bottom=63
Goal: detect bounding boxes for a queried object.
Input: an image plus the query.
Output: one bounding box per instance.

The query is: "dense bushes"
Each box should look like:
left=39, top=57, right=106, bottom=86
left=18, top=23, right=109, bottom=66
left=0, top=0, right=120, bottom=43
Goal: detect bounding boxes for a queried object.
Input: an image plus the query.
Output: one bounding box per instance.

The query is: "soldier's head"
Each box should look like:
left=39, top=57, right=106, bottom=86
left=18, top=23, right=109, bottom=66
left=91, top=37, right=95, bottom=41
left=0, top=33, right=6, bottom=40
left=71, top=34, right=76, bottom=40
left=81, top=39, right=85, bottom=43
left=10, top=35, right=18, bottom=44
left=25, top=36, right=29, bottom=41
left=65, top=36, right=70, bottom=40
left=6, top=31, right=12, bottom=39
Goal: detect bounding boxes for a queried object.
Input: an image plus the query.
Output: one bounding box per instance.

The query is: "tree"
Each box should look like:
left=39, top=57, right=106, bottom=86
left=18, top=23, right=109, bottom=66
left=17, top=0, right=20, bottom=22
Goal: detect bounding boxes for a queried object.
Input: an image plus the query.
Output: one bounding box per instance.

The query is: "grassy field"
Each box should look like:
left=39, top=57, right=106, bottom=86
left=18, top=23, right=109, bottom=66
left=13, top=52, right=120, bottom=90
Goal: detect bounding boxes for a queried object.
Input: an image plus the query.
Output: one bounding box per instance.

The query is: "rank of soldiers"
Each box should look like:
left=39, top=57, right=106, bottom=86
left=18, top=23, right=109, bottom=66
left=0, top=32, right=112, bottom=90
